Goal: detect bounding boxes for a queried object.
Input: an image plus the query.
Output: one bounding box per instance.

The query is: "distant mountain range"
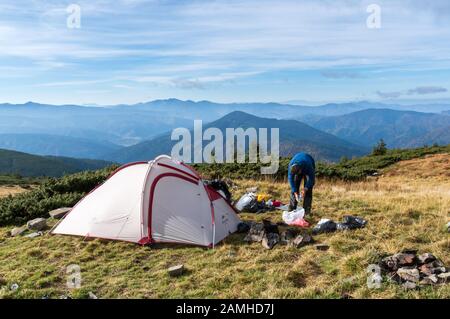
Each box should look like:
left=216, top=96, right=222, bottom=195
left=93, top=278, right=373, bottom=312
left=103, top=111, right=368, bottom=163
left=0, top=134, right=120, bottom=159
left=1, top=99, right=450, bottom=167
left=308, top=109, right=450, bottom=148
left=1, top=99, right=450, bottom=147
left=0, top=149, right=113, bottom=177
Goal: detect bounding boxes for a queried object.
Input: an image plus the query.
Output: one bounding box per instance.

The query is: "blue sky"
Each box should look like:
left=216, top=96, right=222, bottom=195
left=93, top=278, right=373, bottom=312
left=1, top=0, right=450, bottom=105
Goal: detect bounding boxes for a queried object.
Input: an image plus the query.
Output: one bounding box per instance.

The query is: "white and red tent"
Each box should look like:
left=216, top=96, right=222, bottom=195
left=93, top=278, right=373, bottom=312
left=52, top=155, right=240, bottom=247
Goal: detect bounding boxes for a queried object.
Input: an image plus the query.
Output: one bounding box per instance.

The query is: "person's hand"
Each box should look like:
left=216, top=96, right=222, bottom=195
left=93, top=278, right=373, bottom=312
left=294, top=192, right=299, bottom=201
left=301, top=188, right=307, bottom=199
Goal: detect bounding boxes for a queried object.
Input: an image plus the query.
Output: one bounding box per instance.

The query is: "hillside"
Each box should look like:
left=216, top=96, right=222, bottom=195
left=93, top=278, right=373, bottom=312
left=310, top=109, right=450, bottom=148
left=0, top=149, right=113, bottom=177
left=104, top=111, right=368, bottom=163
left=0, top=151, right=448, bottom=298
left=0, top=134, right=120, bottom=159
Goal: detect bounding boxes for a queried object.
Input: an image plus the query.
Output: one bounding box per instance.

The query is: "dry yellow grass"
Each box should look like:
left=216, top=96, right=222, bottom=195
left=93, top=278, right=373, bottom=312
left=0, top=154, right=448, bottom=299
left=0, top=186, right=27, bottom=199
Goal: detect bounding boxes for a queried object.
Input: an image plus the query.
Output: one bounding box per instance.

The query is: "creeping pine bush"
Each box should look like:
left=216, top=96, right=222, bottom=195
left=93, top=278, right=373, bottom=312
left=194, top=145, right=450, bottom=181
left=0, top=166, right=117, bottom=226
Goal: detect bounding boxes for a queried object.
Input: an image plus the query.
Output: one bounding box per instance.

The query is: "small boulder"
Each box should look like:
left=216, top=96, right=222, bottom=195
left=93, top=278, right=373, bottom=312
left=402, top=281, right=417, bottom=290
left=9, top=226, right=26, bottom=237
left=437, top=272, right=450, bottom=283
left=261, top=233, right=279, bottom=250
left=88, top=291, right=98, bottom=299
left=25, top=231, right=43, bottom=238
left=419, top=275, right=439, bottom=285
left=397, top=267, right=420, bottom=283
left=395, top=253, right=416, bottom=266
left=244, top=223, right=266, bottom=242
left=417, top=253, right=436, bottom=265
left=27, top=218, right=47, bottom=231
left=280, top=229, right=297, bottom=244
left=49, top=207, right=71, bottom=219
left=168, top=264, right=184, bottom=277
left=0, top=276, right=6, bottom=286
left=289, top=234, right=313, bottom=248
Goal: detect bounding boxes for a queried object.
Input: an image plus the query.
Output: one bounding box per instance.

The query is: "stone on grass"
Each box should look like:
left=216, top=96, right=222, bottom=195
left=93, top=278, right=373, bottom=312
left=420, top=275, right=439, bottom=285
left=88, top=291, right=98, bottom=299
left=168, top=264, right=184, bottom=277
left=25, top=231, right=43, bottom=238
left=49, top=207, right=71, bottom=219
left=315, top=244, right=330, bottom=251
left=0, top=276, right=6, bottom=286
left=437, top=272, right=450, bottom=282
left=27, top=218, right=47, bottom=231
left=9, top=226, right=26, bottom=237
left=402, top=281, right=417, bottom=290
left=395, top=253, right=416, bottom=266
left=261, top=233, right=279, bottom=250
left=289, top=234, right=313, bottom=248
left=417, top=253, right=436, bottom=265
left=397, top=267, right=420, bottom=283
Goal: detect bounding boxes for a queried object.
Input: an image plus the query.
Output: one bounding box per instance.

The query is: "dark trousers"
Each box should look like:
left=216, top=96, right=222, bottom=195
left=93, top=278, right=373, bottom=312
left=289, top=175, right=313, bottom=215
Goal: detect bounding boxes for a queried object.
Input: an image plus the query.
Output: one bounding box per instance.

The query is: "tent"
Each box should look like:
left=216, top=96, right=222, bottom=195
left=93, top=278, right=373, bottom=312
left=52, top=155, right=241, bottom=247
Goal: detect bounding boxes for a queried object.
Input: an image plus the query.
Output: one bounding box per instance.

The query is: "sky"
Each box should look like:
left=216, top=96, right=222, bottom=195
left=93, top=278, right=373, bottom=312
left=1, top=0, right=450, bottom=105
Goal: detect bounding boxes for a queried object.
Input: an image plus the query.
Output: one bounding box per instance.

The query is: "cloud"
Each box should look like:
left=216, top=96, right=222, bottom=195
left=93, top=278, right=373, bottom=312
left=377, top=86, right=447, bottom=99
left=321, top=70, right=365, bottom=79
left=407, top=86, right=448, bottom=95
left=376, top=91, right=403, bottom=99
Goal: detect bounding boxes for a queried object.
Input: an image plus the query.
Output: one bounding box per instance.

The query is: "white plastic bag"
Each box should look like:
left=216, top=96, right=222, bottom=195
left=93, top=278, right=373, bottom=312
left=282, top=208, right=305, bottom=224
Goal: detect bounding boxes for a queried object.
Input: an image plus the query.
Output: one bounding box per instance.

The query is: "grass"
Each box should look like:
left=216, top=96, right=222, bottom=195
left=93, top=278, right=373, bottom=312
left=0, top=154, right=449, bottom=299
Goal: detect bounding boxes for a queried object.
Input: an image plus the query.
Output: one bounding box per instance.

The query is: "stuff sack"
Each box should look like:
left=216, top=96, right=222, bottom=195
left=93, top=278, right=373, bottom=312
left=235, top=192, right=259, bottom=212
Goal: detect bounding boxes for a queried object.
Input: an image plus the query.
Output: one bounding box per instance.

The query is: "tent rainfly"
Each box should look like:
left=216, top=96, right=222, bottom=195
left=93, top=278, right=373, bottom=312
left=52, top=155, right=241, bottom=247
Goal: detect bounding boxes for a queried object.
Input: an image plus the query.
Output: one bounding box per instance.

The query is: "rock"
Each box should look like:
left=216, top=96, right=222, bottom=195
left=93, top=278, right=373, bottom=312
left=289, top=234, right=313, bottom=248
left=437, top=272, right=450, bottom=282
left=397, top=267, right=420, bottom=283
left=49, top=207, right=71, bottom=219
left=417, top=253, right=436, bottom=265
left=27, top=218, right=47, bottom=231
left=419, top=261, right=446, bottom=276
left=419, top=275, right=439, bottom=285
left=280, top=229, right=297, bottom=244
left=402, top=281, right=417, bottom=290
left=244, top=223, right=266, bottom=242
left=88, top=291, right=98, bottom=299
left=9, top=226, right=26, bottom=237
left=168, top=264, right=184, bottom=277
left=395, top=253, right=416, bottom=266
left=261, top=233, right=279, bottom=250
left=315, top=244, right=330, bottom=251
left=25, top=231, right=43, bottom=238
left=0, top=276, right=6, bottom=286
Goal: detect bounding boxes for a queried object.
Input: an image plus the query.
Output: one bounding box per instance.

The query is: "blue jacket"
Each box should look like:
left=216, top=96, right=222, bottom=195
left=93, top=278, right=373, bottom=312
left=288, top=152, right=315, bottom=192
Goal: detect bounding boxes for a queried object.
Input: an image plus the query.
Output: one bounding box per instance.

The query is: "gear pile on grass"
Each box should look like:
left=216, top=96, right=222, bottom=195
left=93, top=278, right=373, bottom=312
left=380, top=250, right=449, bottom=289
